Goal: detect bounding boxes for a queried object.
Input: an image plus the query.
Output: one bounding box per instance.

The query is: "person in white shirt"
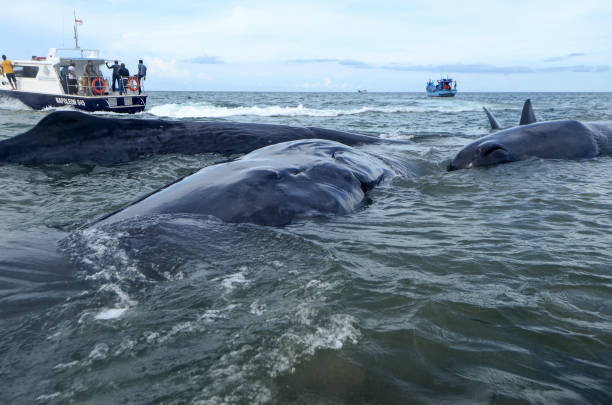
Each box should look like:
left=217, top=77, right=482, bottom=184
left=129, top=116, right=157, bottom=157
left=67, top=63, right=77, bottom=94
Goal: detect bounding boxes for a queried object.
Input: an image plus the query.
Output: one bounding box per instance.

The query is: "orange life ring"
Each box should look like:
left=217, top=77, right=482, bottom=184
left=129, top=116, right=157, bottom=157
left=126, top=76, right=139, bottom=92
left=91, top=77, right=106, bottom=95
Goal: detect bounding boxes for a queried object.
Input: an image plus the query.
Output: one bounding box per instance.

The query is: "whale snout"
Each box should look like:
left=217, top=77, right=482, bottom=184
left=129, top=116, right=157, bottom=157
left=448, top=141, right=514, bottom=171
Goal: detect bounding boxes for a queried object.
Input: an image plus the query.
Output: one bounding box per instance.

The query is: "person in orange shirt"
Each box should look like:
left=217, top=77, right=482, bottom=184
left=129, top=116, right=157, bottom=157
left=1, top=55, right=17, bottom=90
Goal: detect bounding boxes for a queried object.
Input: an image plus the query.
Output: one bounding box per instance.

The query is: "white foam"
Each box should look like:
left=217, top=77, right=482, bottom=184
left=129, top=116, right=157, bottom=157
left=113, top=338, right=136, bottom=356
left=0, top=96, right=31, bottom=111
left=157, top=321, right=196, bottom=343
left=380, top=128, right=415, bottom=140
left=190, top=275, right=357, bottom=404
left=41, top=105, right=76, bottom=112
left=200, top=304, right=237, bottom=322
left=269, top=313, right=360, bottom=377
left=99, top=283, right=137, bottom=307
left=94, top=307, right=128, bottom=320
left=147, top=101, right=484, bottom=119
left=249, top=300, right=266, bottom=316
left=53, top=360, right=79, bottom=370
left=35, top=392, right=62, bottom=402
left=88, top=343, right=110, bottom=361
left=216, top=268, right=249, bottom=291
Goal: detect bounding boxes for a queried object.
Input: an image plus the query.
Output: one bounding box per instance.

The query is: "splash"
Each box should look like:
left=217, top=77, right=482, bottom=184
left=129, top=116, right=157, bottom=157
left=0, top=96, right=31, bottom=111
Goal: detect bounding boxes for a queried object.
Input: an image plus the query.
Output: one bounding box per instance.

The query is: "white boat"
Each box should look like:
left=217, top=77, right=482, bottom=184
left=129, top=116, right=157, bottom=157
left=0, top=16, right=146, bottom=113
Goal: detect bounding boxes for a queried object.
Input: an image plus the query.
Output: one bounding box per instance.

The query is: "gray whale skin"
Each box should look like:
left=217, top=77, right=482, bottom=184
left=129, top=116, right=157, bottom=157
left=449, top=100, right=612, bottom=170
left=97, top=139, right=395, bottom=226
left=449, top=120, right=612, bottom=170
left=0, top=111, right=393, bottom=164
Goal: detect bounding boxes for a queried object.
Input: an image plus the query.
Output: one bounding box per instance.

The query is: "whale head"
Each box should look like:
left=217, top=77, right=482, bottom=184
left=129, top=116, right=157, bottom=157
left=448, top=138, right=518, bottom=170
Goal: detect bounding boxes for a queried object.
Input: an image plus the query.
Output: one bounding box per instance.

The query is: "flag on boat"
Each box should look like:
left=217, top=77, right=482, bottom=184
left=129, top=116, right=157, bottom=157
left=75, top=18, right=83, bottom=25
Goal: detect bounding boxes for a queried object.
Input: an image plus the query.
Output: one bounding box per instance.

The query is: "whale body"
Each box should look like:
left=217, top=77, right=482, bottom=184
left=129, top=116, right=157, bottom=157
left=0, top=111, right=394, bottom=165
left=97, top=139, right=398, bottom=227
left=449, top=120, right=612, bottom=170
left=449, top=100, right=612, bottom=170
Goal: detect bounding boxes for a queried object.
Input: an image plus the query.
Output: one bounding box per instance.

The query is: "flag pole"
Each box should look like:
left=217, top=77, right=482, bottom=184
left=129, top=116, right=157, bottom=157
left=73, top=10, right=80, bottom=50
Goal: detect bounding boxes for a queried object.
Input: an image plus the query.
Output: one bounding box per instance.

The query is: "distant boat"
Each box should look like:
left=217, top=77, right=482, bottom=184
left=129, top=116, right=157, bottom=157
left=426, top=78, right=457, bottom=97
left=357, top=89, right=368, bottom=94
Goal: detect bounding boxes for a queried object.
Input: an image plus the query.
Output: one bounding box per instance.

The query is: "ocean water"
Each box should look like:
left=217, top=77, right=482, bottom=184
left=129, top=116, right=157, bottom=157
left=0, top=92, right=611, bottom=404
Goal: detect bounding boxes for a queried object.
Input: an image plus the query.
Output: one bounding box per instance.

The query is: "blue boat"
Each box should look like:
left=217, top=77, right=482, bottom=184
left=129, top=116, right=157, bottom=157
left=426, top=78, right=457, bottom=97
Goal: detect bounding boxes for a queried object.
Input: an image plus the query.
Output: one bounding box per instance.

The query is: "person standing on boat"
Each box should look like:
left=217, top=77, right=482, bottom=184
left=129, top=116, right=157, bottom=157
left=137, top=60, right=146, bottom=95
left=106, top=60, right=120, bottom=93
left=59, top=64, right=69, bottom=93
left=1, top=55, right=17, bottom=90
left=85, top=60, right=100, bottom=96
left=118, top=63, right=129, bottom=95
left=67, top=63, right=78, bottom=94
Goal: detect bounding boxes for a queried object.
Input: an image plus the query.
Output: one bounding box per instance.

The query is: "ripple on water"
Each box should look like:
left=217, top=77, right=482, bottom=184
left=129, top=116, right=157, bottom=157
left=1, top=92, right=612, bottom=404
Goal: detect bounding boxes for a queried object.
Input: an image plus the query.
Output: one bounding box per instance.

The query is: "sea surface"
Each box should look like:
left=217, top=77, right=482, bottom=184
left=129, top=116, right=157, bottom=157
left=0, top=92, right=611, bottom=404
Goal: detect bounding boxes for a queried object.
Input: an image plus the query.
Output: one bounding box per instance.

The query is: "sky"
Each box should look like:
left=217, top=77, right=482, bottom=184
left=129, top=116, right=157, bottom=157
left=4, top=0, right=612, bottom=91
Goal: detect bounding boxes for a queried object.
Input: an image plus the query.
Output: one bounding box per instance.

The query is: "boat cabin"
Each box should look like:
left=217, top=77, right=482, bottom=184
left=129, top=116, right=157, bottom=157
left=3, top=49, right=111, bottom=96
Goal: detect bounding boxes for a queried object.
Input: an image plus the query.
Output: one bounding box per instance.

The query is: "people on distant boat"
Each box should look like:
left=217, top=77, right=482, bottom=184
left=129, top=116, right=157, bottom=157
left=105, top=60, right=120, bottom=92
left=137, top=59, right=146, bottom=95
left=118, top=63, right=129, bottom=95
left=1, top=55, right=17, bottom=90
left=67, top=62, right=77, bottom=94
left=84, top=60, right=101, bottom=95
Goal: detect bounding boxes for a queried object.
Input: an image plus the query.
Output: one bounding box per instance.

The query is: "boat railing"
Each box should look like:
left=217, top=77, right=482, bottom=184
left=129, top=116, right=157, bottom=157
left=118, top=76, right=145, bottom=95
left=60, top=75, right=144, bottom=97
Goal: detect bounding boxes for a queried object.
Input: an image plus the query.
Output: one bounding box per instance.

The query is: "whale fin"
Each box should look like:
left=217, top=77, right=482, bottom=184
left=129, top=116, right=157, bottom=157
left=483, top=106, right=502, bottom=130
left=519, top=99, right=537, bottom=125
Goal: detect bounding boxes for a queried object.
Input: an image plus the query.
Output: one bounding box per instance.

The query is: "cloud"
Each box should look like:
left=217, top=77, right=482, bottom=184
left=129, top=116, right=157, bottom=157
left=293, top=58, right=338, bottom=64
left=382, top=63, right=534, bottom=74
left=338, top=59, right=371, bottom=69
left=295, top=60, right=610, bottom=75
left=147, top=57, right=187, bottom=79
left=301, top=77, right=335, bottom=89
left=292, top=58, right=372, bottom=69
left=539, top=65, right=610, bottom=72
left=543, top=52, right=586, bottom=62
left=184, top=55, right=224, bottom=64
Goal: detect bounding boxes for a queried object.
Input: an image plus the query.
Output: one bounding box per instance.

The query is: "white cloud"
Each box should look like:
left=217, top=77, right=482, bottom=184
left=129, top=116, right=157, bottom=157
left=146, top=57, right=185, bottom=79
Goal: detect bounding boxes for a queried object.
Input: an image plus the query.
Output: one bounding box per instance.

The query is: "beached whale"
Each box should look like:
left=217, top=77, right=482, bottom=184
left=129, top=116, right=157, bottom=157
left=0, top=111, right=394, bottom=165
left=448, top=99, right=612, bottom=170
left=96, top=139, right=399, bottom=226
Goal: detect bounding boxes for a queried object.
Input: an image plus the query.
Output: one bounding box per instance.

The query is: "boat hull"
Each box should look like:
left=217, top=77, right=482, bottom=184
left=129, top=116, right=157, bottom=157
left=426, top=89, right=457, bottom=97
left=0, top=90, right=146, bottom=114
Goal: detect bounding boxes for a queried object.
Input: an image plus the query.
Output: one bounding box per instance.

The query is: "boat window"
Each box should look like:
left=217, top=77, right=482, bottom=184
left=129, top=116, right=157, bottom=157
left=13, top=66, right=40, bottom=78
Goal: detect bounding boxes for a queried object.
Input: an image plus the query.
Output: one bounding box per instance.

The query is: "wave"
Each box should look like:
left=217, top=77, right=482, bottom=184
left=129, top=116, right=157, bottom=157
left=0, top=96, right=31, bottom=111
left=147, top=102, right=484, bottom=119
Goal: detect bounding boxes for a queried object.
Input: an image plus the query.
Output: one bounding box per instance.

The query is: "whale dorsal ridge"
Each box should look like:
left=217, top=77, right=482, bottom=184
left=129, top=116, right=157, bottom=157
left=483, top=106, right=502, bottom=130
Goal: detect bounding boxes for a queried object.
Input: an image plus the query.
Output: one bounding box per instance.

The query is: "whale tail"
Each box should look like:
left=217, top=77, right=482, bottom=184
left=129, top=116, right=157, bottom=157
left=483, top=106, right=502, bottom=130
left=519, top=99, right=537, bottom=125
